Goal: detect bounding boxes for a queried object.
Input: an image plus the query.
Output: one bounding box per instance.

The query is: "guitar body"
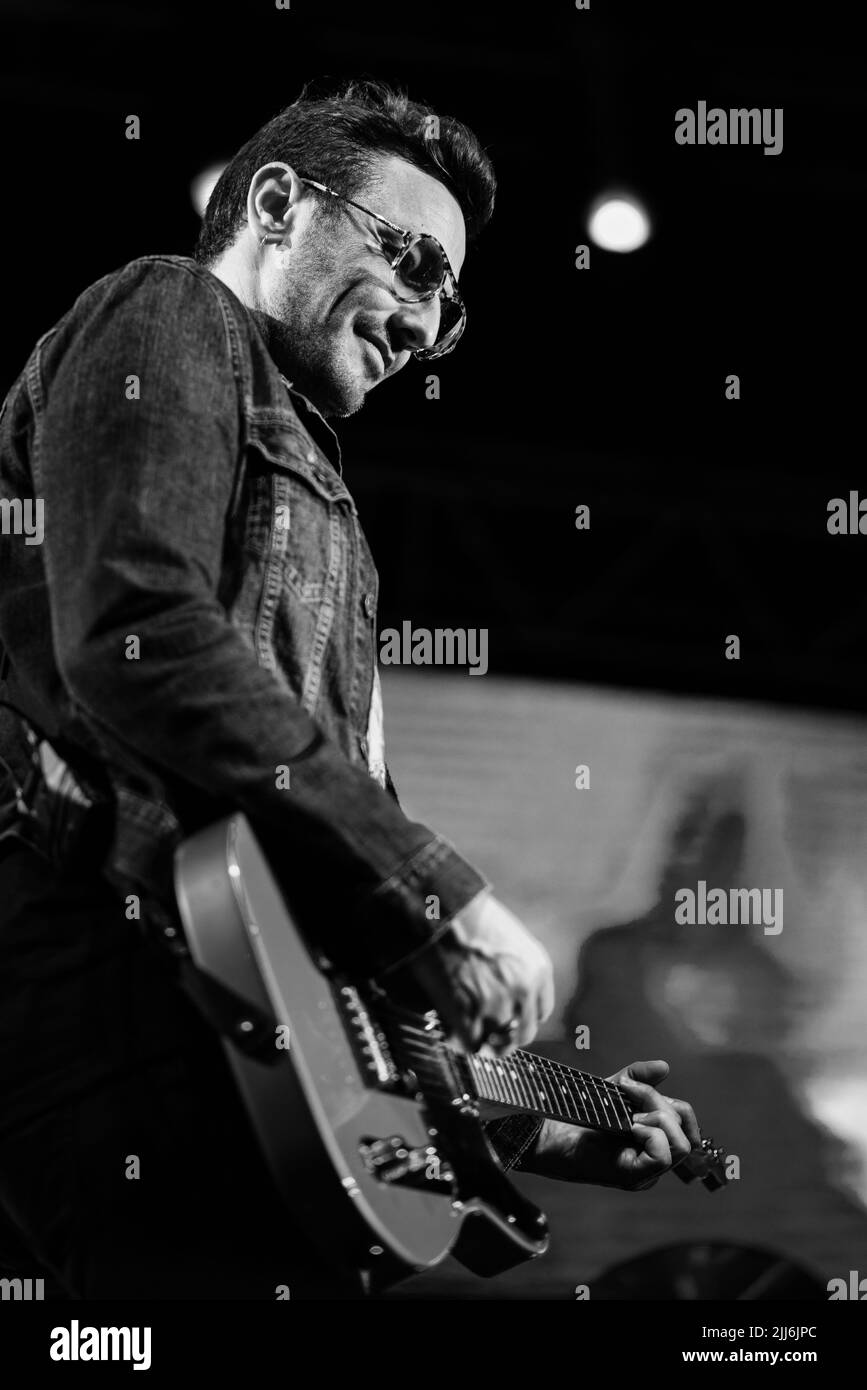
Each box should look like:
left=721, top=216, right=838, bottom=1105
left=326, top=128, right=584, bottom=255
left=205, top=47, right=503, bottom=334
left=174, top=813, right=548, bottom=1292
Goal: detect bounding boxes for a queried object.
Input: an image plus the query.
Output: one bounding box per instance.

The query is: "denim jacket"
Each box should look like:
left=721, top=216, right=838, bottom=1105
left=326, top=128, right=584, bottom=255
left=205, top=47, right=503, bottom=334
left=0, top=254, right=542, bottom=1171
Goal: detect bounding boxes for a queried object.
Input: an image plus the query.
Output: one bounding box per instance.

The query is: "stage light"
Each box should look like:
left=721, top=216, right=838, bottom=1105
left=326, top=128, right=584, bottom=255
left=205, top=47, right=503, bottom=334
left=190, top=163, right=227, bottom=219
left=587, top=193, right=651, bottom=253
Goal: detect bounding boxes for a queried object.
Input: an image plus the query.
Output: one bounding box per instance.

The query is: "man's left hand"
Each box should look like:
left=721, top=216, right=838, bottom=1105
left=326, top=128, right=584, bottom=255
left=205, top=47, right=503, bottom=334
left=521, top=1060, right=702, bottom=1190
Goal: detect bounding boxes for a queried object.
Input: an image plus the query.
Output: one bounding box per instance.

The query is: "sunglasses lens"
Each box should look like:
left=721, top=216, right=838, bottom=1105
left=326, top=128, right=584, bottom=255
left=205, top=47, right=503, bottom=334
left=393, top=235, right=465, bottom=356
left=437, top=294, right=463, bottom=341
left=395, top=236, right=445, bottom=297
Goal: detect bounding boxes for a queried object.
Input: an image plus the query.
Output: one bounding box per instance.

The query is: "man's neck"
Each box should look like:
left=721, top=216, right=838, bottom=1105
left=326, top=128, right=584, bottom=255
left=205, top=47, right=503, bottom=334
left=206, top=252, right=331, bottom=416
left=208, top=246, right=254, bottom=312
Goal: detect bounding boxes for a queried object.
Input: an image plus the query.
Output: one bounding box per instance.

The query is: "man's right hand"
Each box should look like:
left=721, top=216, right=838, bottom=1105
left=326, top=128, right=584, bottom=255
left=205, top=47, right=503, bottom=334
left=397, top=890, right=555, bottom=1054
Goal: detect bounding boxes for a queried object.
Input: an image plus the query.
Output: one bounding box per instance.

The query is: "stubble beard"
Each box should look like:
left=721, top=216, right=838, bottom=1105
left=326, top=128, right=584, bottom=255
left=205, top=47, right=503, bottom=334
left=261, top=248, right=368, bottom=419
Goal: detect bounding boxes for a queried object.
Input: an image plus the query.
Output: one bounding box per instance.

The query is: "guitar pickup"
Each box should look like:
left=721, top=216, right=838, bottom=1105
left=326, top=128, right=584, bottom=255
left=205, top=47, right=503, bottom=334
left=359, top=1135, right=456, bottom=1193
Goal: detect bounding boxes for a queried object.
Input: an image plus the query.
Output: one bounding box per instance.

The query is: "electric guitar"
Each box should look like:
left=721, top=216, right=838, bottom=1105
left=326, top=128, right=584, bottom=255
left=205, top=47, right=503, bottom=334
left=174, top=813, right=727, bottom=1292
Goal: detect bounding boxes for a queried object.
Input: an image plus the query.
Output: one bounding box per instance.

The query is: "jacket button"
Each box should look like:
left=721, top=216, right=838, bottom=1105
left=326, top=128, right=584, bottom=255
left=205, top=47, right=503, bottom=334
left=363, top=592, right=376, bottom=620
left=305, top=449, right=316, bottom=464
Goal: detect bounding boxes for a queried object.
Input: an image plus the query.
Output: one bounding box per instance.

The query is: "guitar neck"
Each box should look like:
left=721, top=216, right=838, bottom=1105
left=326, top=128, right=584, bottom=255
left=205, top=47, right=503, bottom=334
left=451, top=1047, right=635, bottom=1135
left=369, top=1006, right=724, bottom=1188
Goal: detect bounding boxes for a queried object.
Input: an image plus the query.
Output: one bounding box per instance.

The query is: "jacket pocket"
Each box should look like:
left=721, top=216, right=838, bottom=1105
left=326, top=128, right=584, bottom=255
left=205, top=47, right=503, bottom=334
left=231, top=419, right=352, bottom=711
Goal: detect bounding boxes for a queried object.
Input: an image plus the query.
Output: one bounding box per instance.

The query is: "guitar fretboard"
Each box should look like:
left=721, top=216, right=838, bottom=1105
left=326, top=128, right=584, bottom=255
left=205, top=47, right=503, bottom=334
left=455, top=1049, right=634, bottom=1132
left=390, top=1017, right=635, bottom=1133
left=385, top=1015, right=726, bottom=1189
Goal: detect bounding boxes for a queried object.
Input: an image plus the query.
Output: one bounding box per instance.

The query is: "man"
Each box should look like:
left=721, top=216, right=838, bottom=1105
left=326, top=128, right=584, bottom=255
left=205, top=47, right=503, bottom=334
left=0, top=78, right=699, bottom=1299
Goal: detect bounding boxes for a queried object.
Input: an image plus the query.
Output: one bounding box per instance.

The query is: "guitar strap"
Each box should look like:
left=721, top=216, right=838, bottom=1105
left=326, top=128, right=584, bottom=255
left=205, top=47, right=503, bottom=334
left=172, top=956, right=280, bottom=1064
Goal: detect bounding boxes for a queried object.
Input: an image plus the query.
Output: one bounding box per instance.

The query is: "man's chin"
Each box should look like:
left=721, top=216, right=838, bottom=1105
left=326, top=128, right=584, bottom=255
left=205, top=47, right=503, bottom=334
left=295, top=368, right=369, bottom=420
left=325, top=386, right=368, bottom=419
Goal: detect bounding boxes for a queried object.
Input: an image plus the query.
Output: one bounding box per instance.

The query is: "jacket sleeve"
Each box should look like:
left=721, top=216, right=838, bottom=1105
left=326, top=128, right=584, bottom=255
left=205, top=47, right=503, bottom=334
left=33, top=258, right=488, bottom=973
left=484, top=1115, right=545, bottom=1171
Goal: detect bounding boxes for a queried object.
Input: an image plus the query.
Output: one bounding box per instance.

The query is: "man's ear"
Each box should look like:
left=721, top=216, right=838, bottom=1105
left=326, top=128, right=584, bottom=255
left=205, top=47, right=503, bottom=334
left=247, top=162, right=308, bottom=244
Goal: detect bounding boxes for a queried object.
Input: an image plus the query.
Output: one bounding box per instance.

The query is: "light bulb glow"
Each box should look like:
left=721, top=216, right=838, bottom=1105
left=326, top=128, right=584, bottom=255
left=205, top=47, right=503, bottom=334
left=588, top=195, right=651, bottom=253
left=191, top=163, right=227, bottom=219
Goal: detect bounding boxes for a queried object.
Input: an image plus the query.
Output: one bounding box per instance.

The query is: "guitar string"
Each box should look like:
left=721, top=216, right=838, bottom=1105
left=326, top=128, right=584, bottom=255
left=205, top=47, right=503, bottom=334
left=392, top=1020, right=633, bottom=1133
left=373, top=1018, right=719, bottom=1174
left=396, top=1020, right=629, bottom=1115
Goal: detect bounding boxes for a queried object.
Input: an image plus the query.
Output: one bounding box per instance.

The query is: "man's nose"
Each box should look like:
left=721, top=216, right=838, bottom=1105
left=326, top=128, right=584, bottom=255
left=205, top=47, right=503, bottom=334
left=388, top=296, right=441, bottom=355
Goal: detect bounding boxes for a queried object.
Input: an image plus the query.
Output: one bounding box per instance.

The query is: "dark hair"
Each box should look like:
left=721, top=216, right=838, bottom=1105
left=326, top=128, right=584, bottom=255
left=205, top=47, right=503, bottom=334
left=194, top=77, right=496, bottom=266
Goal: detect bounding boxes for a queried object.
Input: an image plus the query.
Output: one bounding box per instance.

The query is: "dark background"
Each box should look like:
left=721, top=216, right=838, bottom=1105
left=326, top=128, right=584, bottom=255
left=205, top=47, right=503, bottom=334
left=2, top=0, right=866, bottom=1307
left=1, top=0, right=863, bottom=709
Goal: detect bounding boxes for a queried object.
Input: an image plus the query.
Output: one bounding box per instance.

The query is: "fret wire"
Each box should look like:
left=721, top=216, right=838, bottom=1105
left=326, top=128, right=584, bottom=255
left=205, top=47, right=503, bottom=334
left=583, top=1073, right=603, bottom=1128
left=525, top=1053, right=552, bottom=1116
left=540, top=1057, right=565, bottom=1118
left=497, top=1054, right=519, bottom=1109
left=522, top=1052, right=555, bottom=1116
left=557, top=1061, right=589, bottom=1126
left=486, top=1055, right=508, bottom=1106
left=521, top=1053, right=552, bottom=1117
left=510, top=1055, right=625, bottom=1130
left=484, top=1055, right=503, bottom=1105
left=545, top=1057, right=577, bottom=1122
left=470, top=1054, right=487, bottom=1102
left=573, top=1068, right=602, bottom=1127
left=551, top=1059, right=575, bottom=1120
left=549, top=1058, right=572, bottom=1119
left=511, top=1053, right=535, bottom=1112
left=604, top=1080, right=634, bottom=1132
left=512, top=1052, right=536, bottom=1113
left=522, top=1053, right=582, bottom=1123
left=494, top=1053, right=513, bottom=1108
left=552, top=1061, right=597, bottom=1127
left=471, top=1050, right=527, bottom=1112
left=564, top=1062, right=601, bottom=1129
left=408, top=1029, right=634, bottom=1134
left=586, top=1072, right=604, bottom=1122
left=603, top=1073, right=630, bottom=1128
left=470, top=1053, right=490, bottom=1102
left=482, top=1055, right=501, bottom=1104
left=561, top=1060, right=592, bottom=1126
left=508, top=1052, right=526, bottom=1110
left=394, top=1023, right=545, bottom=1115
left=571, top=1068, right=619, bottom=1128
left=515, top=1052, right=539, bottom=1110
left=586, top=1073, right=614, bottom=1128
left=495, top=1055, right=515, bottom=1108
left=506, top=1056, right=524, bottom=1109
left=469, top=1053, right=497, bottom=1106
left=596, top=1074, right=618, bottom=1128
left=538, top=1056, right=588, bottom=1126
left=480, top=1055, right=499, bottom=1104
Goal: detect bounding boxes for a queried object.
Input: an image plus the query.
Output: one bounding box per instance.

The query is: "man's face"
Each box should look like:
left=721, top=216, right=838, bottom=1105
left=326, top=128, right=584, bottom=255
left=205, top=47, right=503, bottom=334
left=255, top=154, right=466, bottom=417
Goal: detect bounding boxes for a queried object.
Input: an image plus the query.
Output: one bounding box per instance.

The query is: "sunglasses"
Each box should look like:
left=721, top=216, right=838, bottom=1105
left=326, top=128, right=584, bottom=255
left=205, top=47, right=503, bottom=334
left=299, top=177, right=466, bottom=360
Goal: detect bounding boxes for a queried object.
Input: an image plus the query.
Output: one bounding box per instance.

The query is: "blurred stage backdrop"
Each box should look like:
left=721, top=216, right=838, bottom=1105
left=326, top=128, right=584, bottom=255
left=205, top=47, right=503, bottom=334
left=1, top=0, right=864, bottom=1299
left=379, top=672, right=867, bottom=1298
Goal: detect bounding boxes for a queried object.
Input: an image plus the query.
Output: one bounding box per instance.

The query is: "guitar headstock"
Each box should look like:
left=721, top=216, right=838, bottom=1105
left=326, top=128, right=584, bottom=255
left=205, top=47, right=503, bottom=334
left=673, top=1137, right=728, bottom=1191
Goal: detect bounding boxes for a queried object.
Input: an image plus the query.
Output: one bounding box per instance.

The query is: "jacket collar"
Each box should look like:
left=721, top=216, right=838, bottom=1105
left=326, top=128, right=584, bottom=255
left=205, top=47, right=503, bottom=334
left=278, top=374, right=343, bottom=479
